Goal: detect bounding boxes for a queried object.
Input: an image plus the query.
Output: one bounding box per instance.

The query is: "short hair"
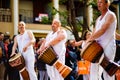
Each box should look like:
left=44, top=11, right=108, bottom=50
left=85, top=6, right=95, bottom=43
left=53, top=19, right=61, bottom=26
left=19, top=21, right=26, bottom=27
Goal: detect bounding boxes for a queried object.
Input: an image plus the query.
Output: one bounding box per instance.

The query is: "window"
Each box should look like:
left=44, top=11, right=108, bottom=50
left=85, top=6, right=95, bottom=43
left=0, top=0, right=11, bottom=22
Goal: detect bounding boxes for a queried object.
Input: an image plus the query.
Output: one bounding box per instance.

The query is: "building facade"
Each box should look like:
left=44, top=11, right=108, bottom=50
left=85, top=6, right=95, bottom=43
left=0, top=0, right=119, bottom=39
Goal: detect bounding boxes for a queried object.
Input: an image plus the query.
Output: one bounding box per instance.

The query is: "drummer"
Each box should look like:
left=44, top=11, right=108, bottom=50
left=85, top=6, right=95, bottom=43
left=37, top=19, right=67, bottom=80
left=11, top=21, right=38, bottom=80
left=86, top=0, right=117, bottom=80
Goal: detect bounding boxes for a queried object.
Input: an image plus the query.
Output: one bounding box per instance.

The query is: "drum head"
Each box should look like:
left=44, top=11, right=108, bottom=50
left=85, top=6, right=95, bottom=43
left=9, top=53, right=21, bottom=62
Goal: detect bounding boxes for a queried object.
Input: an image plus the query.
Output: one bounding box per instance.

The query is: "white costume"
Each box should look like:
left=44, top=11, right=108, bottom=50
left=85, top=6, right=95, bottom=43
left=16, top=30, right=37, bottom=80
left=90, top=10, right=117, bottom=80
left=45, top=29, right=67, bottom=80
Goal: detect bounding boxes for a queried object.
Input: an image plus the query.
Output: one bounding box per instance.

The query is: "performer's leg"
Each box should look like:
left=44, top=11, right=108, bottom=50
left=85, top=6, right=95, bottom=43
left=25, top=55, right=37, bottom=80
left=90, top=63, right=103, bottom=80
left=103, top=70, right=115, bottom=80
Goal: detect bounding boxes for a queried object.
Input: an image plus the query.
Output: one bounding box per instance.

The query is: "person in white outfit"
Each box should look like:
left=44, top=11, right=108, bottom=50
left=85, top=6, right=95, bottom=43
left=37, top=19, right=67, bottom=80
left=11, top=21, right=38, bottom=80
left=86, top=0, right=117, bottom=80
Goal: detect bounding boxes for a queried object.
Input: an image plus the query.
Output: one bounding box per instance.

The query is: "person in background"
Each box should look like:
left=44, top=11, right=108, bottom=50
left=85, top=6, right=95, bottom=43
left=65, top=40, right=77, bottom=80
left=3, top=37, right=10, bottom=80
left=37, top=19, right=67, bottom=80
left=7, top=35, right=20, bottom=80
left=0, top=32, right=6, bottom=80
left=72, top=30, right=92, bottom=80
left=36, top=38, right=49, bottom=80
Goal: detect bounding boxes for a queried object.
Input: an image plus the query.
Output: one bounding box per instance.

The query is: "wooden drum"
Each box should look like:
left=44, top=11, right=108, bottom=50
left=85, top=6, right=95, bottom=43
left=9, top=53, right=30, bottom=80
left=100, top=57, right=120, bottom=76
left=38, top=47, right=58, bottom=66
left=38, top=47, right=72, bottom=78
left=81, top=41, right=103, bottom=63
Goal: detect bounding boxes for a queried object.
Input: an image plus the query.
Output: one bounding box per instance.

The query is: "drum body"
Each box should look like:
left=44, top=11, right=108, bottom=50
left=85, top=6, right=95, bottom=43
left=9, top=53, right=30, bottom=80
left=53, top=60, right=72, bottom=78
left=9, top=53, right=25, bottom=70
left=38, top=47, right=58, bottom=66
left=81, top=41, right=103, bottom=63
left=38, top=47, right=72, bottom=78
left=100, top=57, right=120, bottom=76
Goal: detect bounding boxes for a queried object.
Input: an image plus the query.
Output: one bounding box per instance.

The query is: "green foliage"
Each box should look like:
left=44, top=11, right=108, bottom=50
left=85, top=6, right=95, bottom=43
left=59, top=0, right=68, bottom=4
left=88, top=1, right=101, bottom=26
left=40, top=16, right=52, bottom=24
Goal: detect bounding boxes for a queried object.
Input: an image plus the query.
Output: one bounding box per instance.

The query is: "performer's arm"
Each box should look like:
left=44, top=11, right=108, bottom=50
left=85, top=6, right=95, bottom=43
left=48, top=29, right=66, bottom=46
left=11, top=36, right=18, bottom=56
left=88, top=13, right=115, bottom=41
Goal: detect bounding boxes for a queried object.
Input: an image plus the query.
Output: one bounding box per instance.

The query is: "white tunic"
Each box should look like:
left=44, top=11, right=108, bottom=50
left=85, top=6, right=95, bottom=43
left=95, top=10, right=117, bottom=60
left=45, top=29, right=67, bottom=80
left=16, top=30, right=37, bottom=80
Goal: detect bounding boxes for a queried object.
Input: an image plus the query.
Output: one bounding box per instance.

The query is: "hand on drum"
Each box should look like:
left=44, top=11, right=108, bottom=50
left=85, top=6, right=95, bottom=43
left=86, top=39, right=94, bottom=44
left=37, top=46, right=48, bottom=55
left=10, top=52, right=16, bottom=57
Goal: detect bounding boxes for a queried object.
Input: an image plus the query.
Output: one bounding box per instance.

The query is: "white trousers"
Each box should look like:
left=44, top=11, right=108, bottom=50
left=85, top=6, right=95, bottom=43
left=90, top=63, right=115, bottom=80
left=20, top=50, right=37, bottom=80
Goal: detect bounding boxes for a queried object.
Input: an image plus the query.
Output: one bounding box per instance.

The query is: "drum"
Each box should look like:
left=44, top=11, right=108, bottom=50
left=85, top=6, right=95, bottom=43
left=100, top=57, right=120, bottom=76
left=9, top=53, right=30, bottom=80
left=81, top=41, right=103, bottom=63
left=38, top=47, right=72, bottom=78
left=53, top=60, right=72, bottom=78
left=38, top=46, right=58, bottom=66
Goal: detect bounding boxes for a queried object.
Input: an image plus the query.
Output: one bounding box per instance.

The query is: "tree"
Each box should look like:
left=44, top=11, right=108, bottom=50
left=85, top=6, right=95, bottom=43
left=57, top=0, right=93, bottom=41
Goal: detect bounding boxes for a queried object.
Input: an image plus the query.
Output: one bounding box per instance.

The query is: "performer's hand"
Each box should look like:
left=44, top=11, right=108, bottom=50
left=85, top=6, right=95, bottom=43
left=37, top=48, right=42, bottom=54
left=86, top=37, right=94, bottom=43
left=10, top=52, right=16, bottom=57
left=23, top=46, right=28, bottom=52
left=37, top=46, right=48, bottom=55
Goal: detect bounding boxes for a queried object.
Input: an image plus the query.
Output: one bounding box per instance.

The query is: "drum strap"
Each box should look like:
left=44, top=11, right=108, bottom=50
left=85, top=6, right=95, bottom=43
left=20, top=67, right=26, bottom=72
left=98, top=53, right=104, bottom=64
